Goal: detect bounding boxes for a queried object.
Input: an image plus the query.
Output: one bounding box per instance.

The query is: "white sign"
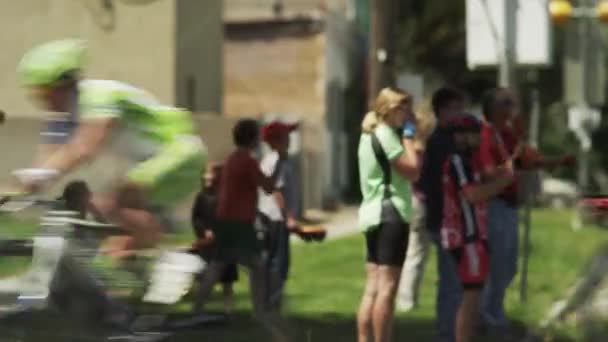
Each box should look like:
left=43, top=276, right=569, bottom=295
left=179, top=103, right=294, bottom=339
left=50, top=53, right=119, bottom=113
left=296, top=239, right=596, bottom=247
left=466, top=0, right=552, bottom=69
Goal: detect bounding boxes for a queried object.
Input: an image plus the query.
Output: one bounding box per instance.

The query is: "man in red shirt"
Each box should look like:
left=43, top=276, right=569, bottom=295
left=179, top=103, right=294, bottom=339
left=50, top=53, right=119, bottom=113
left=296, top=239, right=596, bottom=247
left=194, top=119, right=288, bottom=342
left=478, top=88, right=574, bottom=336
left=441, top=114, right=514, bottom=342
left=477, top=88, right=528, bottom=336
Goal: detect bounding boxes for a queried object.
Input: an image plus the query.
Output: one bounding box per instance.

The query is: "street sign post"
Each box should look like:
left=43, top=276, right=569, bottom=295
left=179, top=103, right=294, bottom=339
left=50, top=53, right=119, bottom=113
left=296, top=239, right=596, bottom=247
left=466, top=0, right=553, bottom=70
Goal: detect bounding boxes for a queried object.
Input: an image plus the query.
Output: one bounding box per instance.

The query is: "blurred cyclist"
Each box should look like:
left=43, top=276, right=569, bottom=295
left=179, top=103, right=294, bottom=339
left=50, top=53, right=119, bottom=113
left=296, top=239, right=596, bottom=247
left=14, top=38, right=207, bottom=253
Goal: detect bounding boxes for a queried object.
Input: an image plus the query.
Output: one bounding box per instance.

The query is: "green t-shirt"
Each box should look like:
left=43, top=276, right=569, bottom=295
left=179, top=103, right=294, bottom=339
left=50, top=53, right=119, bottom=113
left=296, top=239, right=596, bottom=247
left=79, top=79, right=195, bottom=141
left=78, top=79, right=196, bottom=161
left=358, top=123, right=412, bottom=232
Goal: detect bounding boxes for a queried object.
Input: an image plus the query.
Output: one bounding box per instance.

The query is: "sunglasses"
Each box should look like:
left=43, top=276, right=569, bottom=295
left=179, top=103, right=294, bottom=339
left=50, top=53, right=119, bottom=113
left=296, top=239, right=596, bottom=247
left=496, top=98, right=516, bottom=107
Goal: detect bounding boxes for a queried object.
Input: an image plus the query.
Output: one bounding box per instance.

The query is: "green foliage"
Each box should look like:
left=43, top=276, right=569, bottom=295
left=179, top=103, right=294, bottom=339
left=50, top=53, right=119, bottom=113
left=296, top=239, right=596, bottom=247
left=396, top=0, right=495, bottom=98
left=393, top=2, right=608, bottom=186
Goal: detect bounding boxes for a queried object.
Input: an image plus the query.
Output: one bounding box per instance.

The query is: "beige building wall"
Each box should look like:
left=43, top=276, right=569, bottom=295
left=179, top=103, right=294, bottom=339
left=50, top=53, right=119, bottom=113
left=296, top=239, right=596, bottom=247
left=0, top=0, right=198, bottom=118
left=224, top=0, right=349, bottom=21
left=224, top=34, right=325, bottom=118
left=176, top=0, right=223, bottom=113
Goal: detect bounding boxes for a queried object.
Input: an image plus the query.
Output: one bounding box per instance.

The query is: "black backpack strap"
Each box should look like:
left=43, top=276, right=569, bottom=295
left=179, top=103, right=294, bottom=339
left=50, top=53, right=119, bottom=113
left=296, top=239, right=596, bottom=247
left=447, top=154, right=480, bottom=242
left=371, top=133, right=392, bottom=199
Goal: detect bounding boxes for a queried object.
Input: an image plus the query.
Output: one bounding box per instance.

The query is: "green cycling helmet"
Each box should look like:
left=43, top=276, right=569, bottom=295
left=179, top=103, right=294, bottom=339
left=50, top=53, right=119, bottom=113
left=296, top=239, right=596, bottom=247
left=17, top=38, right=86, bottom=87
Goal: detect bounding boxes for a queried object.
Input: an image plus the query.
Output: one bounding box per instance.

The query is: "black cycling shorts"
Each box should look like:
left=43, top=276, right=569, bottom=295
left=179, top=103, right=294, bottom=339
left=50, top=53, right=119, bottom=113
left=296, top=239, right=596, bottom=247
left=365, top=220, right=409, bottom=267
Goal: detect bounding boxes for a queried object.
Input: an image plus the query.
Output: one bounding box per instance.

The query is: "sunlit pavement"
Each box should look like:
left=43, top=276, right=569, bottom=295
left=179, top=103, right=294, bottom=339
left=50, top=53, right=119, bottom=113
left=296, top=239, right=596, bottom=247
left=294, top=206, right=359, bottom=243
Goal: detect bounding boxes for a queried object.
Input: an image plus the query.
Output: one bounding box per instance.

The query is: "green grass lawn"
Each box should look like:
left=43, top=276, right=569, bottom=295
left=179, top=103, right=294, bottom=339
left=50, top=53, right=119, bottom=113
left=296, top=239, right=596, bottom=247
left=0, top=209, right=605, bottom=341
left=183, top=209, right=608, bottom=341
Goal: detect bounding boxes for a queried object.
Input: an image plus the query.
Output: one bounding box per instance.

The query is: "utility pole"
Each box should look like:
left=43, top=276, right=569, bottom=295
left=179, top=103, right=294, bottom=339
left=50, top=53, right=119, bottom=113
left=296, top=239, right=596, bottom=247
left=368, top=0, right=398, bottom=103
left=499, top=0, right=518, bottom=87
left=520, top=71, right=541, bottom=303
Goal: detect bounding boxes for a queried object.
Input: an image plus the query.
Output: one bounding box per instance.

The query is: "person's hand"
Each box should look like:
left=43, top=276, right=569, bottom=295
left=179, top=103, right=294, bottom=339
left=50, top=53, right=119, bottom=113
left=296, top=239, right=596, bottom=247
left=497, top=162, right=515, bottom=180
left=402, top=121, right=417, bottom=139
left=192, top=230, right=215, bottom=250
left=512, top=142, right=525, bottom=161
left=11, top=168, right=60, bottom=195
left=286, top=217, right=301, bottom=234
left=14, top=178, right=44, bottom=195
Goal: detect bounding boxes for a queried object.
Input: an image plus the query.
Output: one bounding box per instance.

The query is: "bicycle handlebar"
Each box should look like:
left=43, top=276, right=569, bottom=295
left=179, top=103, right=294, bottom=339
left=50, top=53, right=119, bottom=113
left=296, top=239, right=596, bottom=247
left=0, top=193, right=124, bottom=234
left=0, top=193, right=60, bottom=213
left=42, top=216, right=123, bottom=234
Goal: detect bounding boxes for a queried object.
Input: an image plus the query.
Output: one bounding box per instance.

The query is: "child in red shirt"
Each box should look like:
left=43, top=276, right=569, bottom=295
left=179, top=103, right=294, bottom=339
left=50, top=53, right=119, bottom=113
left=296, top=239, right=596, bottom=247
left=441, top=115, right=514, bottom=342
left=195, top=119, right=288, bottom=342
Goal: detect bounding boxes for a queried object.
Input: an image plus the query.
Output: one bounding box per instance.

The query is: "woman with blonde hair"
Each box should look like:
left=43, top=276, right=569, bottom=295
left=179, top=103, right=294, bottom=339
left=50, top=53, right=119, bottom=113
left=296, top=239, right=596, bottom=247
left=357, top=87, right=421, bottom=342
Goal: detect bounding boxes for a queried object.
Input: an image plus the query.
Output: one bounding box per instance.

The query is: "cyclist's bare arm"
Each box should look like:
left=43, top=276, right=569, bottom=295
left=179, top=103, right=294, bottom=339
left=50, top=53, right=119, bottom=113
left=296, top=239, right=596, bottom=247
left=35, top=144, right=59, bottom=165
left=39, top=117, right=116, bottom=174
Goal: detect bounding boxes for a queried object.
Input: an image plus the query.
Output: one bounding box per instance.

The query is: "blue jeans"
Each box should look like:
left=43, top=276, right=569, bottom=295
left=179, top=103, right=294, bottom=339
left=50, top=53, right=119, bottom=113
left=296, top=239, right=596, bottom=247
left=265, top=220, right=290, bottom=310
left=432, top=235, right=462, bottom=342
left=268, top=222, right=290, bottom=282
left=481, top=198, right=519, bottom=328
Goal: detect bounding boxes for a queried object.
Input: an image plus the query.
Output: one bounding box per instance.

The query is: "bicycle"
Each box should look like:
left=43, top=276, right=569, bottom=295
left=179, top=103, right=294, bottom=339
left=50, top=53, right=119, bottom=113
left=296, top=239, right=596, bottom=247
left=0, top=189, right=223, bottom=341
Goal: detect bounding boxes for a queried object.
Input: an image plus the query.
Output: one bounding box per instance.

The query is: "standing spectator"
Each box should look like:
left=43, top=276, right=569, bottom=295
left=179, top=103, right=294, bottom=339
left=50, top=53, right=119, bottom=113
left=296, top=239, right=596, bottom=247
left=478, top=88, right=521, bottom=335
left=190, top=163, right=239, bottom=315
left=417, top=87, right=466, bottom=342
left=478, top=88, right=575, bottom=336
left=357, top=87, right=420, bottom=342
left=397, top=108, right=436, bottom=312
left=194, top=118, right=288, bottom=342
left=441, top=115, right=514, bottom=342
left=257, top=120, right=303, bottom=311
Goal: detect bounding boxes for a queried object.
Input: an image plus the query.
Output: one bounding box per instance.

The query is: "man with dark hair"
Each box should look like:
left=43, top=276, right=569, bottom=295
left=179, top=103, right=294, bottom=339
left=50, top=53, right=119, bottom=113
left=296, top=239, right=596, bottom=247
left=232, top=119, right=261, bottom=148
left=477, top=87, right=522, bottom=337
left=417, top=86, right=466, bottom=342
left=478, top=87, right=574, bottom=337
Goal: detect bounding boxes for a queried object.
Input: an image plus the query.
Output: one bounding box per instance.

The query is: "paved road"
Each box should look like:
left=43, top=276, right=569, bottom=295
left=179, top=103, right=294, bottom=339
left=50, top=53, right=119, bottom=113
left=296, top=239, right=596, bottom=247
left=295, top=206, right=359, bottom=243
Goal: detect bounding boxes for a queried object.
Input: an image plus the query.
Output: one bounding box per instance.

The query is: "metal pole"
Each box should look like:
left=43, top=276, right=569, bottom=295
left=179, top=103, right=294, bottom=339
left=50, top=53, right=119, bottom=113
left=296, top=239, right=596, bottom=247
left=529, top=85, right=541, bottom=149
left=579, top=0, right=591, bottom=190
left=368, top=0, right=397, bottom=102
left=499, top=0, right=518, bottom=87
left=520, top=81, right=540, bottom=303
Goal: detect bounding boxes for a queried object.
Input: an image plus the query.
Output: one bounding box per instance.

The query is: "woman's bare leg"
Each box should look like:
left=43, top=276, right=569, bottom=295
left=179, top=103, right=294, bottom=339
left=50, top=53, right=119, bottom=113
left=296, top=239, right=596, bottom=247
left=358, top=263, right=379, bottom=342
left=371, top=265, right=402, bottom=342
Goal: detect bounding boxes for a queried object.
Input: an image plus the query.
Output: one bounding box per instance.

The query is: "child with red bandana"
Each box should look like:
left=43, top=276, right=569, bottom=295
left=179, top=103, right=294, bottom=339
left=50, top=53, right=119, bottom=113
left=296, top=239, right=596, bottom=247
left=441, top=114, right=514, bottom=342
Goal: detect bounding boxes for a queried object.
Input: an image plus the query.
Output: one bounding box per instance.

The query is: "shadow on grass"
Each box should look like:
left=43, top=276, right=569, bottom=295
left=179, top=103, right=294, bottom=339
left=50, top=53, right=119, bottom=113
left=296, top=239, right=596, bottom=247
left=148, top=311, right=438, bottom=342
left=0, top=309, right=581, bottom=342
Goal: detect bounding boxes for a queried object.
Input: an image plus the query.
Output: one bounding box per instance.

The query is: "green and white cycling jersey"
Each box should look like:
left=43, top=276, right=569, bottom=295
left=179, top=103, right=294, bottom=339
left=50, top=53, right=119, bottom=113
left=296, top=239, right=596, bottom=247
left=79, top=79, right=195, bottom=163
left=78, top=80, right=206, bottom=206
